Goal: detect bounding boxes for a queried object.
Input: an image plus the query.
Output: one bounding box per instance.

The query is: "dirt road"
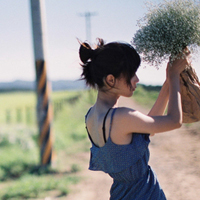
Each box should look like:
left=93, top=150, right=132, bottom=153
left=65, top=96, right=200, bottom=200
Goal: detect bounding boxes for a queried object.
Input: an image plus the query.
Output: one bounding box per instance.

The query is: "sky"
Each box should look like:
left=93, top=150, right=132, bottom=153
left=1, top=0, right=200, bottom=86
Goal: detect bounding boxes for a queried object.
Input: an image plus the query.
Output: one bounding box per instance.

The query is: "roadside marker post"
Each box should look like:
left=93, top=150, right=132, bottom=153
left=30, top=0, right=55, bottom=166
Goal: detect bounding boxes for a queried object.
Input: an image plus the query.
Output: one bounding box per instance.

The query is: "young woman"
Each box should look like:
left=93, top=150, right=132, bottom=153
left=79, top=39, right=190, bottom=200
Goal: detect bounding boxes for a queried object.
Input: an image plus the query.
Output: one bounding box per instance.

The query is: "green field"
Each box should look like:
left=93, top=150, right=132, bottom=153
left=0, top=86, right=159, bottom=199
left=0, top=90, right=95, bottom=199
left=133, top=84, right=161, bottom=108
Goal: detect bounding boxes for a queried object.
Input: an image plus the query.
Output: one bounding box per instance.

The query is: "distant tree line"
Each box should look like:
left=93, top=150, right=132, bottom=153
left=0, top=80, right=87, bottom=92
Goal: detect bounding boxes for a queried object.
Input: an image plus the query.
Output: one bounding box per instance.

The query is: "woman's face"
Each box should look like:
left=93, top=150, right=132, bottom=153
left=130, top=74, right=139, bottom=91
left=115, top=74, right=139, bottom=97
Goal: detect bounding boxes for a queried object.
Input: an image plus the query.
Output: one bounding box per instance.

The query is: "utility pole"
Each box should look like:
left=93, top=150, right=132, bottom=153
left=79, top=12, right=97, bottom=102
left=30, top=0, right=54, bottom=166
left=79, top=12, right=97, bottom=42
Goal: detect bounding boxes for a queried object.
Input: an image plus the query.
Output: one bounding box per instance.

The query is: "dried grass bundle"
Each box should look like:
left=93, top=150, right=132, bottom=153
left=132, top=0, right=200, bottom=67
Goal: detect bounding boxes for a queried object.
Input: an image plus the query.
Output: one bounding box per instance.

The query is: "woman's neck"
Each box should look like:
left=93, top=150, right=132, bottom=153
left=95, top=90, right=120, bottom=109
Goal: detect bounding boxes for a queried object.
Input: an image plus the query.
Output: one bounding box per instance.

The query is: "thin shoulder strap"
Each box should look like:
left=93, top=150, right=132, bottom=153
left=108, top=108, right=117, bottom=134
left=85, top=107, right=94, bottom=144
left=102, top=108, right=117, bottom=143
left=85, top=107, right=92, bottom=121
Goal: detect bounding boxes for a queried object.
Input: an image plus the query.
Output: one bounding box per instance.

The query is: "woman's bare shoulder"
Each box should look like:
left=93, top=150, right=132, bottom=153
left=112, top=106, right=153, bottom=135
left=114, top=106, right=139, bottom=118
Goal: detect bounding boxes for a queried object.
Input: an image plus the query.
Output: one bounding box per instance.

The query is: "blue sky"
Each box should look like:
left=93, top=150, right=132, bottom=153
left=1, top=0, right=200, bottom=85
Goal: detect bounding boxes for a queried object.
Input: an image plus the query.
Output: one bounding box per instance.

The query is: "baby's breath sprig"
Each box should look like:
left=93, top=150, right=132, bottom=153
left=132, top=0, right=200, bottom=67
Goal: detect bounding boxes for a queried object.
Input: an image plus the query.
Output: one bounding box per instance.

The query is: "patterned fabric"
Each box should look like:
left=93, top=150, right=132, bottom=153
left=86, top=108, right=167, bottom=200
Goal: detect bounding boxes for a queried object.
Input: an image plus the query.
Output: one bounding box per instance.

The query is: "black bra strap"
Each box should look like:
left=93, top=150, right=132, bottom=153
left=85, top=107, right=92, bottom=122
left=85, top=107, right=96, bottom=144
left=102, top=108, right=112, bottom=143
left=85, top=126, right=95, bottom=144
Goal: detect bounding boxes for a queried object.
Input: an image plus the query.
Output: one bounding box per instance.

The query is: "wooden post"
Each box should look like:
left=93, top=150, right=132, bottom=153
left=30, top=0, right=54, bottom=166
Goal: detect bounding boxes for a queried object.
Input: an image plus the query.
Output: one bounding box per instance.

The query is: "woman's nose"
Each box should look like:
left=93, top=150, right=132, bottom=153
left=135, top=75, right=139, bottom=83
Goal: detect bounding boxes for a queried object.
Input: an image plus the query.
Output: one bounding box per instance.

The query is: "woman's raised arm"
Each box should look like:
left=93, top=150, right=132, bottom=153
left=115, top=52, right=191, bottom=135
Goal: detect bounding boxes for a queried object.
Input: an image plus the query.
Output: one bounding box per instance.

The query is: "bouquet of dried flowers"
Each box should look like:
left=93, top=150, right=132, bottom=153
left=132, top=0, right=200, bottom=67
left=132, top=0, right=200, bottom=123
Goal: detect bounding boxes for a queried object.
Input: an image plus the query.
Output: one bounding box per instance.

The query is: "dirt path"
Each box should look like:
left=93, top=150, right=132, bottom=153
left=65, top=97, right=200, bottom=200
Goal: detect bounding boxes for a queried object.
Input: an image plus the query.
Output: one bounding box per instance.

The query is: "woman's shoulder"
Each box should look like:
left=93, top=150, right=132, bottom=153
left=111, top=106, right=150, bottom=136
left=110, top=107, right=136, bottom=140
left=114, top=106, right=137, bottom=120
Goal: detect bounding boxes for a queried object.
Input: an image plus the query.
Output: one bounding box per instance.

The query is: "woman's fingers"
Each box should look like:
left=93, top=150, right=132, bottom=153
left=183, top=47, right=191, bottom=56
left=186, top=54, right=192, bottom=66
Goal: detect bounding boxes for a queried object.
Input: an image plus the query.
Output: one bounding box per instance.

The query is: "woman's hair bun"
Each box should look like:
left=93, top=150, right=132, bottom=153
left=79, top=42, right=94, bottom=63
left=79, top=38, right=141, bottom=89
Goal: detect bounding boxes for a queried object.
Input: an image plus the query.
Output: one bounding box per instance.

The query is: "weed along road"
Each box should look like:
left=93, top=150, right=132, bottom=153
left=65, top=96, right=200, bottom=200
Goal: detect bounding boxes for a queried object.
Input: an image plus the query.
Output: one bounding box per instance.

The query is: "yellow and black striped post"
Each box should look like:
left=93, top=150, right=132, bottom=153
left=36, top=60, right=54, bottom=165
left=30, top=0, right=55, bottom=166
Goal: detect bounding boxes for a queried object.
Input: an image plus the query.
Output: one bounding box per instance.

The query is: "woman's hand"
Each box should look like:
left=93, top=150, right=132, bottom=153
left=168, top=47, right=191, bottom=77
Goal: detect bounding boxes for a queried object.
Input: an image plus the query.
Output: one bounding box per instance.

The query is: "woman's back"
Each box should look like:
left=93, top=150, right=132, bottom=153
left=86, top=108, right=166, bottom=200
left=85, top=107, right=112, bottom=147
left=86, top=106, right=134, bottom=147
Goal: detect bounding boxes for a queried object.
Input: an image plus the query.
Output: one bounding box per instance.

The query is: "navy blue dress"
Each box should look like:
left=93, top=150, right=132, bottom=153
left=85, top=108, right=166, bottom=200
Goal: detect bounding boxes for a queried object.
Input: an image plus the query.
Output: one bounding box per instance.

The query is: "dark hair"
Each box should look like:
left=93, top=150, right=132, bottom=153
left=79, top=38, right=141, bottom=89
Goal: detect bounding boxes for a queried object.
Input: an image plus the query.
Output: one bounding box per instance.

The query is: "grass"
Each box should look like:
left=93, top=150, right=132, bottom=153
left=0, top=89, right=94, bottom=199
left=0, top=174, right=80, bottom=200
left=0, top=92, right=36, bottom=110
left=0, top=92, right=36, bottom=124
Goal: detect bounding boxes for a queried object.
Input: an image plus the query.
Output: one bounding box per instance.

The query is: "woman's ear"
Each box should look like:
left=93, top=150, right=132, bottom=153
left=104, top=74, right=115, bottom=88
